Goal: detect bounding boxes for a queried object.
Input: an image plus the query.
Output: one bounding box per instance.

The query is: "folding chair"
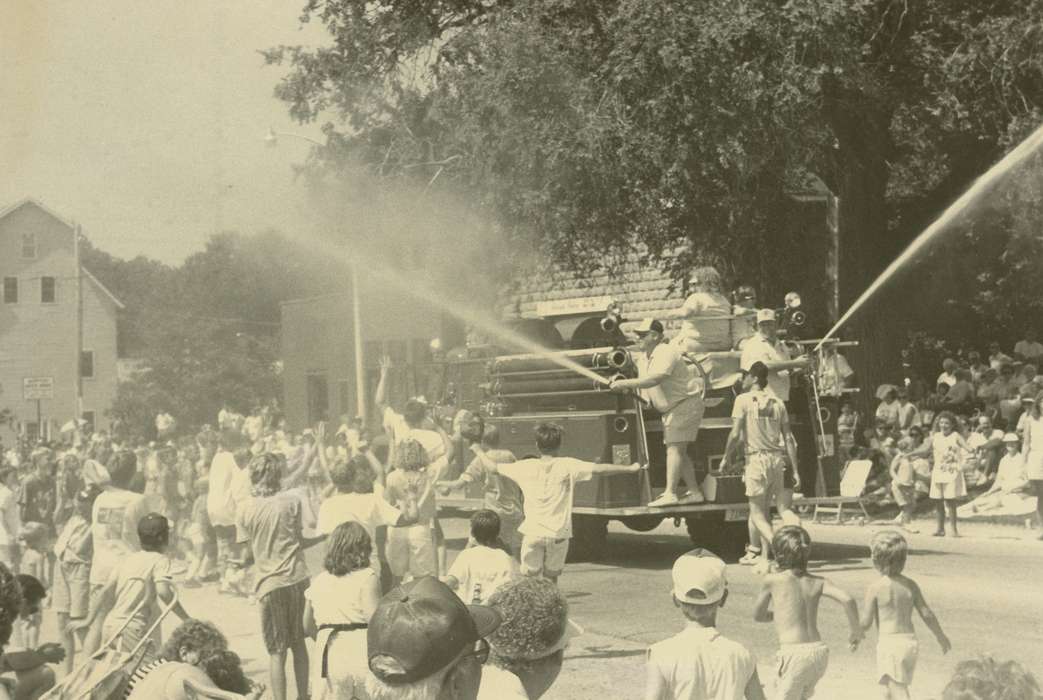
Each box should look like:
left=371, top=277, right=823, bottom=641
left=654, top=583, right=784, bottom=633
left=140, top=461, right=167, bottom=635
left=812, top=460, right=872, bottom=524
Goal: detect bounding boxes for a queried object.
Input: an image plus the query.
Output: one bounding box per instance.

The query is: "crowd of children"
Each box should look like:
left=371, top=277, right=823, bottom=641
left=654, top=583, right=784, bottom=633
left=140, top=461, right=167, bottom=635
left=0, top=350, right=1039, bottom=699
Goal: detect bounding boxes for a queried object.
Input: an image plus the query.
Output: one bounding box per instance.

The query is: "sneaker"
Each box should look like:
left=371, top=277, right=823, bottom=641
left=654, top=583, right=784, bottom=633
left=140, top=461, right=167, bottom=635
left=648, top=492, right=680, bottom=507
left=677, top=491, right=706, bottom=505
left=739, top=548, right=761, bottom=565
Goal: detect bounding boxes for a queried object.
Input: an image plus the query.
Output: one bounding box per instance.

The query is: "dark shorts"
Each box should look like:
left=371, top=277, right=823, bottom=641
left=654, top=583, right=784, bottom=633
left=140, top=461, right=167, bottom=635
left=260, top=579, right=309, bottom=654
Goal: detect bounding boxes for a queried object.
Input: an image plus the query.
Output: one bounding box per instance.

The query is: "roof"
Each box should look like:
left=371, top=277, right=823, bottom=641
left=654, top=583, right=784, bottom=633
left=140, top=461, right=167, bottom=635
left=0, top=197, right=78, bottom=229
left=81, top=267, right=126, bottom=310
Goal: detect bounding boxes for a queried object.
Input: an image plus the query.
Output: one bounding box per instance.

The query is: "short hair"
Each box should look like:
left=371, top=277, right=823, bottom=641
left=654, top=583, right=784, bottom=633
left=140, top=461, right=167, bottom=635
left=936, top=411, right=957, bottom=428
left=402, top=400, right=427, bottom=428
left=107, top=450, right=138, bottom=487
left=324, top=521, right=372, bottom=576
left=689, top=266, right=723, bottom=293
left=481, top=425, right=501, bottom=449
left=330, top=455, right=375, bottom=494
left=942, top=655, right=1042, bottom=700
left=139, top=514, right=171, bottom=552
left=0, top=563, right=21, bottom=651
left=871, top=530, right=908, bottom=576
left=773, top=526, right=812, bottom=572
left=16, top=574, right=45, bottom=604
left=534, top=423, right=563, bottom=453
left=470, top=510, right=501, bottom=547
left=364, top=669, right=445, bottom=700
left=160, top=619, right=228, bottom=662
left=393, top=439, right=428, bottom=472
left=202, top=650, right=252, bottom=695
left=249, top=452, right=283, bottom=497
left=942, top=358, right=957, bottom=371
left=487, top=577, right=568, bottom=676
left=748, top=361, right=770, bottom=389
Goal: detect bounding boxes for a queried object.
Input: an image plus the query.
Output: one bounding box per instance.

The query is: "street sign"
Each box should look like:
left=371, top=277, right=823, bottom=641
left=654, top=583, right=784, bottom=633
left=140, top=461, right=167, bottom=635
left=536, top=296, right=614, bottom=317
left=23, top=377, right=54, bottom=400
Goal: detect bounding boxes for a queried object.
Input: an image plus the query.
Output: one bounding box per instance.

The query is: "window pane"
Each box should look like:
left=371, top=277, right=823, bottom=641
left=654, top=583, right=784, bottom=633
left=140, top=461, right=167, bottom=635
left=21, top=233, right=36, bottom=258
left=3, top=278, right=17, bottom=303
left=41, top=277, right=56, bottom=303
left=80, top=351, right=94, bottom=378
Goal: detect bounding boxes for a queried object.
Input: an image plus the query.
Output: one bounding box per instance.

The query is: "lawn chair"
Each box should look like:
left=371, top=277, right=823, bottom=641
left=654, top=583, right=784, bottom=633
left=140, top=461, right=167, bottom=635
left=810, top=459, right=872, bottom=524
left=41, top=592, right=179, bottom=700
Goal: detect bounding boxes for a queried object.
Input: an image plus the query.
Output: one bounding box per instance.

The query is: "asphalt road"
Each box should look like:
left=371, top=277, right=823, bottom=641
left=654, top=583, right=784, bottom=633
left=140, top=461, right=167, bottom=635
left=43, top=516, right=1043, bottom=700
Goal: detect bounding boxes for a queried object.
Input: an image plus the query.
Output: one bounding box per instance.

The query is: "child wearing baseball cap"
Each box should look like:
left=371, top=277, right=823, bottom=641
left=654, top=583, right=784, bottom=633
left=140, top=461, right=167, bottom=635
left=646, top=549, right=765, bottom=700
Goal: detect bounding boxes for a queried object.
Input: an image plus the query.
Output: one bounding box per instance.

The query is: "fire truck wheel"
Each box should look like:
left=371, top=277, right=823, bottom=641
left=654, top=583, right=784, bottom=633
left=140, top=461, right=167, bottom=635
left=684, top=517, right=747, bottom=560
left=620, top=516, right=663, bottom=532
left=568, top=515, right=608, bottom=562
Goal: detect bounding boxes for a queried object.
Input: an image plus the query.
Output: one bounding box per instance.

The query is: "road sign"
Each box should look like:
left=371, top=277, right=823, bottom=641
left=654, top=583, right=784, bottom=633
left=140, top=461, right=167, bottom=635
left=23, top=377, right=54, bottom=400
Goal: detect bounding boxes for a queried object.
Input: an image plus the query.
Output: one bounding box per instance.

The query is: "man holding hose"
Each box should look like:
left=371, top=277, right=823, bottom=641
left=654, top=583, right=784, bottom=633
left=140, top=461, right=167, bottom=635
left=610, top=319, right=707, bottom=507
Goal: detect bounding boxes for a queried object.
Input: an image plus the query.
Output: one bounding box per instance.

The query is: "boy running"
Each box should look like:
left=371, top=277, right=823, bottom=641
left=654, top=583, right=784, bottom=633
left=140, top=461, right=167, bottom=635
left=753, top=526, right=862, bottom=700
left=861, top=531, right=951, bottom=700
left=483, top=423, right=642, bottom=583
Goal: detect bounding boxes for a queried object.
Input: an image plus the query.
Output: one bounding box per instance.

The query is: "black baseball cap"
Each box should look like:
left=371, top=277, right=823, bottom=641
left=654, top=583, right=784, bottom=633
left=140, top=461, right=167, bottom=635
left=368, top=576, right=501, bottom=684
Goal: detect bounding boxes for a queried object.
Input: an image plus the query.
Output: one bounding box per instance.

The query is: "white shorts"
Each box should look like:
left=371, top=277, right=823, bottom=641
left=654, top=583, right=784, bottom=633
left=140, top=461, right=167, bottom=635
left=663, top=398, right=705, bottom=445
left=745, top=452, right=786, bottom=502
left=877, top=633, right=918, bottom=686
left=520, top=536, right=569, bottom=577
left=776, top=641, right=829, bottom=700
left=387, top=524, right=437, bottom=579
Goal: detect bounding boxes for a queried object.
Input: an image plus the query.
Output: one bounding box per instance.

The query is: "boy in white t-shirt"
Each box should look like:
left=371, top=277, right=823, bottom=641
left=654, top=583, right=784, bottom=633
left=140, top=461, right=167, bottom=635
left=486, top=423, right=642, bottom=583
left=445, top=510, right=516, bottom=604
left=646, top=549, right=764, bottom=700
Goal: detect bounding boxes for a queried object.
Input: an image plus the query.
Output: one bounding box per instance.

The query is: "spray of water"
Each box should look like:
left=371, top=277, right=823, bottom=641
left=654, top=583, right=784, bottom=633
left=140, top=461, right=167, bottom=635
left=816, top=122, right=1043, bottom=351
left=304, top=234, right=611, bottom=384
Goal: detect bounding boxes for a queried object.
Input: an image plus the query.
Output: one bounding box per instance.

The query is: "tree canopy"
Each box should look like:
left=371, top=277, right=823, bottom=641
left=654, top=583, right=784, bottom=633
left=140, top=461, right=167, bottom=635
left=265, top=0, right=1043, bottom=302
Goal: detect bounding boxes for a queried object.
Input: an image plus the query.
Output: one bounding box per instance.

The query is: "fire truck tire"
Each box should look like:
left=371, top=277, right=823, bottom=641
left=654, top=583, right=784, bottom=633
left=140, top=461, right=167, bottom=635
left=568, top=515, right=608, bottom=562
left=620, top=516, right=663, bottom=532
left=684, top=517, right=747, bottom=560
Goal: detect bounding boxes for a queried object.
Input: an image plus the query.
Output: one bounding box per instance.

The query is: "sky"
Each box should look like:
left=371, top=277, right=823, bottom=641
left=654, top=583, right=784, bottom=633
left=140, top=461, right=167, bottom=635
left=2, top=1, right=330, bottom=263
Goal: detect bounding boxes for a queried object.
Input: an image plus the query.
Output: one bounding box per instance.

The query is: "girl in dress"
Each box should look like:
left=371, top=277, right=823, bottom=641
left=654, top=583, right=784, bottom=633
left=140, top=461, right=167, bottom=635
left=303, top=521, right=381, bottom=700
left=1018, top=396, right=1043, bottom=540
left=911, top=411, right=969, bottom=537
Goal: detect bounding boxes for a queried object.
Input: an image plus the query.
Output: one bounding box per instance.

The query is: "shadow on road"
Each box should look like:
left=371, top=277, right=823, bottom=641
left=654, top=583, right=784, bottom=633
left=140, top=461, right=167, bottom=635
left=566, top=646, right=646, bottom=661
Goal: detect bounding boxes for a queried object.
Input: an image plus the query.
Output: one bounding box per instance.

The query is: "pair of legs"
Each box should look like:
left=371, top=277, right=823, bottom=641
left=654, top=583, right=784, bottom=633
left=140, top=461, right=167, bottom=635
left=650, top=441, right=704, bottom=506
left=745, top=487, right=799, bottom=561
left=880, top=678, right=911, bottom=700
left=520, top=536, right=568, bottom=585
left=269, top=640, right=309, bottom=700
left=55, top=612, right=87, bottom=675
left=747, top=494, right=775, bottom=563
left=261, top=582, right=310, bottom=700
left=933, top=499, right=959, bottom=537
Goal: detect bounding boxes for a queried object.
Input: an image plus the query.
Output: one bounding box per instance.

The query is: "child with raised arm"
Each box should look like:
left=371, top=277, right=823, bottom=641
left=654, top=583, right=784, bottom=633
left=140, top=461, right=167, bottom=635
left=753, top=526, right=862, bottom=700
left=861, top=531, right=951, bottom=700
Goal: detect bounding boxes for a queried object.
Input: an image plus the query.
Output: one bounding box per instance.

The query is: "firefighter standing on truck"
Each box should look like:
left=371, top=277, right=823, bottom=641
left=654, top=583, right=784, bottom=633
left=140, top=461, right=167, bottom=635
left=609, top=318, right=706, bottom=507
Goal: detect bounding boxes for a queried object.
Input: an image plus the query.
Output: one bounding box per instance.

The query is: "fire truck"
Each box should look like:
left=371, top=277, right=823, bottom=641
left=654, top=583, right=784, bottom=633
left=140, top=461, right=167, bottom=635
left=429, top=303, right=853, bottom=561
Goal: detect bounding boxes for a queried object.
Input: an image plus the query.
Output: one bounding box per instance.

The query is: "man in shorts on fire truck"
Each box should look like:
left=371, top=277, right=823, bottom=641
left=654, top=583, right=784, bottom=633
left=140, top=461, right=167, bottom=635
left=610, top=318, right=707, bottom=507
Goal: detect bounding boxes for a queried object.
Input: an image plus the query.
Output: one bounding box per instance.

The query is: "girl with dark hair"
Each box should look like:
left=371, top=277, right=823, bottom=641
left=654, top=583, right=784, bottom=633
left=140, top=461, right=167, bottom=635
left=303, top=521, right=379, bottom=700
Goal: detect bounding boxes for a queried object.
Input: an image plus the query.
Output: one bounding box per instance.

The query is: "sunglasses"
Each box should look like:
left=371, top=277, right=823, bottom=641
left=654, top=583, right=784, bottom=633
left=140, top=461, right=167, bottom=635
left=461, top=638, right=490, bottom=665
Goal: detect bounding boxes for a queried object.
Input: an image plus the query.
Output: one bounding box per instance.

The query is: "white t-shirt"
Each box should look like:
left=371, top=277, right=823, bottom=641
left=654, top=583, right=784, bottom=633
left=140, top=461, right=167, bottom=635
left=732, top=389, right=788, bottom=454
left=477, top=665, right=528, bottom=700
left=317, top=491, right=401, bottom=570
left=676, top=292, right=733, bottom=351
left=206, top=451, right=240, bottom=527
left=644, top=342, right=700, bottom=414
left=90, top=488, right=148, bottom=585
left=447, top=545, right=516, bottom=604
left=383, top=407, right=448, bottom=472
left=305, top=569, right=379, bottom=625
left=740, top=333, right=793, bottom=402
left=498, top=457, right=596, bottom=539
left=995, top=452, right=1026, bottom=492
left=646, top=625, right=756, bottom=700
left=104, top=550, right=173, bottom=629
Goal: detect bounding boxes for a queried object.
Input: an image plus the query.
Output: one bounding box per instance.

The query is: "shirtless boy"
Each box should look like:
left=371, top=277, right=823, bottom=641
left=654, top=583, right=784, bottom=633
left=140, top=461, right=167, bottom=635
left=753, top=526, right=862, bottom=700
left=861, top=531, right=951, bottom=699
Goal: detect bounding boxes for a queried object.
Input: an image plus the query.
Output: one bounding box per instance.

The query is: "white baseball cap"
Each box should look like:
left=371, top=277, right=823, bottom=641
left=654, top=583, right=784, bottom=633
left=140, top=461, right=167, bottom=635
left=1002, top=432, right=1020, bottom=443
left=756, top=308, right=777, bottom=324
left=672, top=548, right=727, bottom=605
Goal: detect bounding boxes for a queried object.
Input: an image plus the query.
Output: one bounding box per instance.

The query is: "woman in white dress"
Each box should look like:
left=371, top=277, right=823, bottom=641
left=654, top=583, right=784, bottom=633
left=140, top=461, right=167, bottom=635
left=1018, top=396, right=1043, bottom=540
left=910, top=411, right=969, bottom=537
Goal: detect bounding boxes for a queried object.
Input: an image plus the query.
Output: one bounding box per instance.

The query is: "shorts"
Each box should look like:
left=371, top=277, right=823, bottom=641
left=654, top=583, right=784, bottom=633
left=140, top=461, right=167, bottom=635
left=745, top=452, right=785, bottom=502
left=776, top=641, right=829, bottom=700
left=387, top=524, right=437, bottom=580
left=891, top=482, right=916, bottom=508
left=260, top=579, right=309, bottom=654
left=52, top=561, right=90, bottom=618
left=663, top=398, right=705, bottom=445
left=929, top=471, right=967, bottom=501
left=520, top=535, right=569, bottom=577
left=877, top=633, right=919, bottom=686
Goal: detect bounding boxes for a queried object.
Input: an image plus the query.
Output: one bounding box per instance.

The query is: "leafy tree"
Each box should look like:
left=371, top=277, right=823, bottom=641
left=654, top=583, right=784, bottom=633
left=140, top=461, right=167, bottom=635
left=265, top=0, right=1043, bottom=385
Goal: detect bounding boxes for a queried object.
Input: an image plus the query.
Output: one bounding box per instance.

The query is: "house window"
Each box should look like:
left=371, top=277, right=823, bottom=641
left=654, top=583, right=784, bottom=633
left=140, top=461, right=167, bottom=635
left=80, top=350, right=95, bottom=379
left=41, top=276, right=56, bottom=303
left=3, top=278, right=17, bottom=304
left=21, top=233, right=36, bottom=259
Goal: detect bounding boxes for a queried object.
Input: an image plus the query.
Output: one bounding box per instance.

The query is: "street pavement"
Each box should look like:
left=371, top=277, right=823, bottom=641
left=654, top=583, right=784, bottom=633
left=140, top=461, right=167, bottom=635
left=43, top=516, right=1043, bottom=699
